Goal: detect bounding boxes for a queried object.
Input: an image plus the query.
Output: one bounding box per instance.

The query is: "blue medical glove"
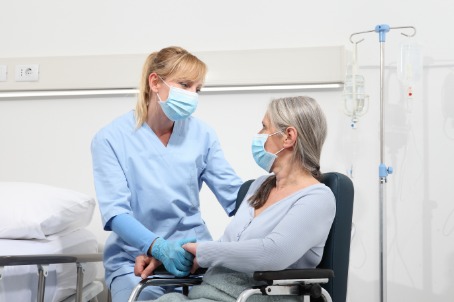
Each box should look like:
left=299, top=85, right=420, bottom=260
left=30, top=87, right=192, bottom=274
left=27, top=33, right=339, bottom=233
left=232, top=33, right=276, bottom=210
left=151, top=237, right=197, bottom=277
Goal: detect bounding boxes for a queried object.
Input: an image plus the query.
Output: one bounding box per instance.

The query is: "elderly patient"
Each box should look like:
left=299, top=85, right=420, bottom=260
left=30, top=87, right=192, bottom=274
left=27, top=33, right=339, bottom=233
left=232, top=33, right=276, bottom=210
left=136, top=96, right=336, bottom=302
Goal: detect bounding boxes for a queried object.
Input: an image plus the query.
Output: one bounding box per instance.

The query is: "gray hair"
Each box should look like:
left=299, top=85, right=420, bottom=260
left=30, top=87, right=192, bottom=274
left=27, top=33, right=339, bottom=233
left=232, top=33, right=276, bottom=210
left=268, top=96, right=327, bottom=180
left=248, top=96, right=328, bottom=209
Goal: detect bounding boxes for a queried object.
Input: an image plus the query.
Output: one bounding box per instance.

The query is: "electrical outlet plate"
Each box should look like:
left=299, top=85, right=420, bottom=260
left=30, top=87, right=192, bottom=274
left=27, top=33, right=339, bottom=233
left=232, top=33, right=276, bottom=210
left=15, top=64, right=39, bottom=82
left=0, top=65, right=7, bottom=82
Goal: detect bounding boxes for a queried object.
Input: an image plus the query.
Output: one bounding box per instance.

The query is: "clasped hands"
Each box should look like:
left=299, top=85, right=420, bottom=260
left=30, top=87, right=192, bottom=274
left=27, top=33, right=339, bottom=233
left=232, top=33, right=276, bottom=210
left=134, top=238, right=200, bottom=279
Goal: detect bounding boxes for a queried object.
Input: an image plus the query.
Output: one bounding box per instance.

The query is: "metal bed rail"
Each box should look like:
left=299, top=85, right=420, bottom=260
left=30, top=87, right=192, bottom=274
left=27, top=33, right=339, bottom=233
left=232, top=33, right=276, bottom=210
left=0, top=253, right=103, bottom=302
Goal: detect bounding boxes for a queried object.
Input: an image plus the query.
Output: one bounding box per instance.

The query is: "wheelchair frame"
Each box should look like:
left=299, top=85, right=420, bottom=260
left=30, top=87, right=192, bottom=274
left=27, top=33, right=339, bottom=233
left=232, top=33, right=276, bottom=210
left=127, top=267, right=334, bottom=302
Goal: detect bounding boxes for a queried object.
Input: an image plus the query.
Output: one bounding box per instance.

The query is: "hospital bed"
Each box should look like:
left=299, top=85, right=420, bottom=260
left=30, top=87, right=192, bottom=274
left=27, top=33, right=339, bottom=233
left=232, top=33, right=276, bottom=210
left=128, top=172, right=354, bottom=302
left=0, top=182, right=104, bottom=302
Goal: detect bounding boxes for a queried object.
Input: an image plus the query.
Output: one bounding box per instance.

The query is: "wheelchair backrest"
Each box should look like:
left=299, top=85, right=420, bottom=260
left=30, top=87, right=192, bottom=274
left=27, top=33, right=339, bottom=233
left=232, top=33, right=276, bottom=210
left=317, top=172, right=354, bottom=302
left=234, top=179, right=255, bottom=214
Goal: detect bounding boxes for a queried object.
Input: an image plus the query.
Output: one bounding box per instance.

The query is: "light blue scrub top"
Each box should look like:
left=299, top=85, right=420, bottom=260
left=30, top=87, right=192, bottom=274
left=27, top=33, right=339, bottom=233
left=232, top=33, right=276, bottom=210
left=91, top=110, right=242, bottom=287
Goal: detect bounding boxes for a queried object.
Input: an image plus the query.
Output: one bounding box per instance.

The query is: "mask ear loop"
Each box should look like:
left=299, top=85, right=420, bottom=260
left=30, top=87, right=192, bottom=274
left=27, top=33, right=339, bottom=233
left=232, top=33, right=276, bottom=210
left=158, top=75, right=171, bottom=88
left=156, top=76, right=171, bottom=102
left=275, top=148, right=285, bottom=155
left=269, top=131, right=286, bottom=156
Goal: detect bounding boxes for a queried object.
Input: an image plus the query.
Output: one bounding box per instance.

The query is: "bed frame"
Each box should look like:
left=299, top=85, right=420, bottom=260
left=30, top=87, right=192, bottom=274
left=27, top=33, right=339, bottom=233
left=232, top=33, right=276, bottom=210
left=0, top=253, right=103, bottom=302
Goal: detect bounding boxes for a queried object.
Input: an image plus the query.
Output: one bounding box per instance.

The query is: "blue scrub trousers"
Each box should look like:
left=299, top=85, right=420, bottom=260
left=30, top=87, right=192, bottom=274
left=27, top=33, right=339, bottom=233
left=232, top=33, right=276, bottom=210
left=110, top=273, right=180, bottom=302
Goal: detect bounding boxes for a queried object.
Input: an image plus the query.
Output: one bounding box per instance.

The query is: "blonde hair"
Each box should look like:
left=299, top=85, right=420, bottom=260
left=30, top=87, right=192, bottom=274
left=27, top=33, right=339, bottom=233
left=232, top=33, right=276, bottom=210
left=249, top=96, right=328, bottom=209
left=134, top=46, right=208, bottom=129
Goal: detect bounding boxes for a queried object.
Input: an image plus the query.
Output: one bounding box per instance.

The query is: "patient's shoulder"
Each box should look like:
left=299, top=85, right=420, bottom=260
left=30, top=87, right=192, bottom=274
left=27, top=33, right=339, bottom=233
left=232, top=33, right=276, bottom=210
left=294, top=184, right=336, bottom=216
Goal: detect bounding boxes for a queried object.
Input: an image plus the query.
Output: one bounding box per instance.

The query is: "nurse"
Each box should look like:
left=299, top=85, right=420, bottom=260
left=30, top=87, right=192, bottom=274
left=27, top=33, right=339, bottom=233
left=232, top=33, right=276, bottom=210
left=91, top=46, right=242, bottom=302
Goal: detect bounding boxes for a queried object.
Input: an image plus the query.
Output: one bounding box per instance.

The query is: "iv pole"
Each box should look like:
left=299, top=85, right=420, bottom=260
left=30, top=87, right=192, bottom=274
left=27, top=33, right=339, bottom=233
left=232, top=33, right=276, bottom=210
left=349, top=24, right=417, bottom=302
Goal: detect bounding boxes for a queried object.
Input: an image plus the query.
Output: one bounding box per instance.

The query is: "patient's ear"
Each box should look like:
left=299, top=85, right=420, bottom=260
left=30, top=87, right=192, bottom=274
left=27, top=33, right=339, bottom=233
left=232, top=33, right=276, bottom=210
left=283, top=127, right=297, bottom=148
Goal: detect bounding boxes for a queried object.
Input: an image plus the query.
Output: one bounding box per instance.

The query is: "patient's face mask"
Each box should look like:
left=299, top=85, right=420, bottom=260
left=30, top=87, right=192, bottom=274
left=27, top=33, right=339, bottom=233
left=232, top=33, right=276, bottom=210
left=251, top=132, right=284, bottom=172
left=156, top=76, right=199, bottom=121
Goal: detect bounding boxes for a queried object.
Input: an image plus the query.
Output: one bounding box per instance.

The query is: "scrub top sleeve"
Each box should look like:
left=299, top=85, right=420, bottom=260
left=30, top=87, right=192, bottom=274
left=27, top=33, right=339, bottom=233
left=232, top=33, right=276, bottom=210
left=91, top=134, right=133, bottom=231
left=202, top=139, right=243, bottom=217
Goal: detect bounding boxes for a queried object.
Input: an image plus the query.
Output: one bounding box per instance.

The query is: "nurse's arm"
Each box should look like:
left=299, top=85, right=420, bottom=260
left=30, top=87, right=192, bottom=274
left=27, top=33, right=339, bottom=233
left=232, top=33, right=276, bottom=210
left=202, top=139, right=243, bottom=217
left=92, top=135, right=158, bottom=254
left=109, top=213, right=158, bottom=255
left=92, top=134, right=134, bottom=230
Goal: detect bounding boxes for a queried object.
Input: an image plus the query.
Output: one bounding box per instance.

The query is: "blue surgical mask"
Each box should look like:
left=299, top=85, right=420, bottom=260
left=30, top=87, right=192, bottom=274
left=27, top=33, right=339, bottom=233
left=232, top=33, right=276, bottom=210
left=252, top=132, right=284, bottom=172
left=156, top=77, right=198, bottom=121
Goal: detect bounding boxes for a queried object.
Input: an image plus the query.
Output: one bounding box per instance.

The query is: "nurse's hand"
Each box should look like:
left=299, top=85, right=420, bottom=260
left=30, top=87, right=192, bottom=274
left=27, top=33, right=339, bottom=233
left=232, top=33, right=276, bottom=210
left=151, top=238, right=197, bottom=277
left=134, top=254, right=162, bottom=279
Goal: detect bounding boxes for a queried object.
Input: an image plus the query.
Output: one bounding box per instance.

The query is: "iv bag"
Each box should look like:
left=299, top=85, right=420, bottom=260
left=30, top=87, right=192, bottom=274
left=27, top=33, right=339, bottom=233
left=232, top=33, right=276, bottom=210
left=342, top=42, right=369, bottom=121
left=397, top=38, right=423, bottom=85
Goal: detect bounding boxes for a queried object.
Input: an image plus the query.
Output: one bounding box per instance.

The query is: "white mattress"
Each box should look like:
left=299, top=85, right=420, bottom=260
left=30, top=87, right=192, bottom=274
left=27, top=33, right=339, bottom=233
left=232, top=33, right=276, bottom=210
left=0, top=229, right=98, bottom=302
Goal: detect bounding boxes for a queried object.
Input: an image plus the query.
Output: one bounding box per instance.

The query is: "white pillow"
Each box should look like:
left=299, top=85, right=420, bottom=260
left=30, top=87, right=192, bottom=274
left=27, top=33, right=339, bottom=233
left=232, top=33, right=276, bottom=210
left=0, top=182, right=96, bottom=240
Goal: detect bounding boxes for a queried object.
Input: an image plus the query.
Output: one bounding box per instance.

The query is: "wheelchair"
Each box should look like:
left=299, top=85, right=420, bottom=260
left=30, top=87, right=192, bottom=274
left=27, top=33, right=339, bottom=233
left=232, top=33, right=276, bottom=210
left=127, top=172, right=354, bottom=302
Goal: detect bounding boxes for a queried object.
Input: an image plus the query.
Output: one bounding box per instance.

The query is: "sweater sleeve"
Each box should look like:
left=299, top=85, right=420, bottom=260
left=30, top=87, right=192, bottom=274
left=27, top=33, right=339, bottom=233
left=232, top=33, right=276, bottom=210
left=196, top=191, right=335, bottom=273
left=110, top=213, right=158, bottom=255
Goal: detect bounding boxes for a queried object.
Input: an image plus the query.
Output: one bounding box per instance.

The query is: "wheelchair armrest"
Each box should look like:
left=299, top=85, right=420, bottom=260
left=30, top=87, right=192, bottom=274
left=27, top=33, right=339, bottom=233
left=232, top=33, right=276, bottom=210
left=153, top=264, right=208, bottom=276
left=253, top=268, right=334, bottom=281
left=127, top=277, right=204, bottom=302
left=127, top=266, right=207, bottom=302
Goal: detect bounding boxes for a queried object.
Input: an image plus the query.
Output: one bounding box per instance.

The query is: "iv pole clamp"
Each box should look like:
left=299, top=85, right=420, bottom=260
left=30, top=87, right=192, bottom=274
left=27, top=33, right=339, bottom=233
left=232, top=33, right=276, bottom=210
left=347, top=24, right=417, bottom=302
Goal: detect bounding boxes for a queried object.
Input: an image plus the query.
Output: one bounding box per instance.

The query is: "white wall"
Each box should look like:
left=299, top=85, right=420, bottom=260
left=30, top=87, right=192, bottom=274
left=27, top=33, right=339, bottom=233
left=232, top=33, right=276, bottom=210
left=1, top=1, right=454, bottom=302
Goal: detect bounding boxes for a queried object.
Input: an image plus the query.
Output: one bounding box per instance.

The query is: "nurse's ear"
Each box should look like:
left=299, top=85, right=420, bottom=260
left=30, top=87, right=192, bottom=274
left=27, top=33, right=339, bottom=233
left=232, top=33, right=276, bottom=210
left=149, top=73, right=161, bottom=93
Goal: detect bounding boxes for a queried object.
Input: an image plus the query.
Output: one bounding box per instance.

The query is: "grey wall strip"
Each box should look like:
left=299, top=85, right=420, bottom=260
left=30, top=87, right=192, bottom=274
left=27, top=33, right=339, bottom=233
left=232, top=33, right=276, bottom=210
left=0, top=46, right=347, bottom=92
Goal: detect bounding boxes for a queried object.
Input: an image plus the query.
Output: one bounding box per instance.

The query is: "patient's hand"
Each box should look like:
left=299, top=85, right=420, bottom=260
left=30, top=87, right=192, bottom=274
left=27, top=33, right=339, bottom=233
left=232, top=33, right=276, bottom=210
left=182, top=242, right=199, bottom=255
left=183, top=243, right=200, bottom=274
left=134, top=254, right=162, bottom=279
left=190, top=257, right=200, bottom=274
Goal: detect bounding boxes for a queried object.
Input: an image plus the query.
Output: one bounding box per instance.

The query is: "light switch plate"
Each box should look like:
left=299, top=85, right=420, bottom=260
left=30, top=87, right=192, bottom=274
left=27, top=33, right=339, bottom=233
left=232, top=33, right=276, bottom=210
left=0, top=65, right=7, bottom=82
left=15, top=64, right=39, bottom=82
